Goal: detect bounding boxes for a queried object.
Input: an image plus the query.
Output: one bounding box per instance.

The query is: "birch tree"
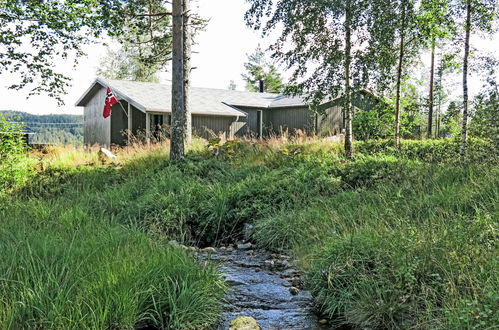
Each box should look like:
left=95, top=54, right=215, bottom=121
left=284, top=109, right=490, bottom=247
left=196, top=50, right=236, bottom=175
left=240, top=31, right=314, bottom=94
left=455, top=0, right=497, bottom=161
left=245, top=0, right=384, bottom=158
left=418, top=0, right=455, bottom=138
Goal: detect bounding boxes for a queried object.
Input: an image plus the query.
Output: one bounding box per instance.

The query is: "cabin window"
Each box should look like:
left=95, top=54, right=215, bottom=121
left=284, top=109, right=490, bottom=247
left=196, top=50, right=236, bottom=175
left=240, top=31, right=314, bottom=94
left=257, top=110, right=263, bottom=138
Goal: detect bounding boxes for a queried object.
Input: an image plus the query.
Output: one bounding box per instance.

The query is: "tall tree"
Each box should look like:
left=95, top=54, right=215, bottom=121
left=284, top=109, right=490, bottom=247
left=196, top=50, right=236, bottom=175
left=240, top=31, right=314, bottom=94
left=245, top=0, right=384, bottom=157
left=96, top=47, right=161, bottom=82
left=418, top=0, right=455, bottom=138
left=170, top=0, right=185, bottom=160
left=242, top=45, right=284, bottom=93
left=0, top=0, right=113, bottom=104
left=98, top=0, right=173, bottom=82
left=183, top=0, right=192, bottom=145
left=372, top=0, right=418, bottom=148
left=456, top=0, right=497, bottom=161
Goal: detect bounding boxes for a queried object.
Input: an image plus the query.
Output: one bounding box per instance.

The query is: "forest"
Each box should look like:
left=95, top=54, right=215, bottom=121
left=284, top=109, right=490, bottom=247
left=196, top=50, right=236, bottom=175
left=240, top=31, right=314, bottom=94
left=0, top=111, right=83, bottom=145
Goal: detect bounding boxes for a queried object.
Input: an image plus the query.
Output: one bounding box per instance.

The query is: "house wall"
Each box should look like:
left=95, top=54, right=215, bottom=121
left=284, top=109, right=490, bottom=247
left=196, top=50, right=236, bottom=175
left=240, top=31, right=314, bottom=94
left=192, top=114, right=245, bottom=139
left=84, top=86, right=110, bottom=146
left=317, top=105, right=343, bottom=136
left=267, top=106, right=315, bottom=135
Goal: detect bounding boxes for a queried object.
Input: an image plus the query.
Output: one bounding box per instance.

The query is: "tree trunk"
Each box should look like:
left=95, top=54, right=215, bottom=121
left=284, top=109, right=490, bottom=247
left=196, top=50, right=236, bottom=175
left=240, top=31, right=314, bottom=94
left=428, top=40, right=435, bottom=138
left=170, top=0, right=185, bottom=160
left=183, top=0, right=192, bottom=146
left=344, top=0, right=353, bottom=159
left=395, top=1, right=406, bottom=148
left=460, top=0, right=471, bottom=162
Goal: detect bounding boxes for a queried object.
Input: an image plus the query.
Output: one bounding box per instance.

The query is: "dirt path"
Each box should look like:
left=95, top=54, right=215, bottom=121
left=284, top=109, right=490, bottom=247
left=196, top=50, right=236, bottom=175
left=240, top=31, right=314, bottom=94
left=199, top=245, right=330, bottom=330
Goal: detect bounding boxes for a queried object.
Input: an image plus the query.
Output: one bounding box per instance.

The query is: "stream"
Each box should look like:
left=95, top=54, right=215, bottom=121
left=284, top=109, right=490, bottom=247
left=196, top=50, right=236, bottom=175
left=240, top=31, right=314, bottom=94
left=199, top=244, right=331, bottom=330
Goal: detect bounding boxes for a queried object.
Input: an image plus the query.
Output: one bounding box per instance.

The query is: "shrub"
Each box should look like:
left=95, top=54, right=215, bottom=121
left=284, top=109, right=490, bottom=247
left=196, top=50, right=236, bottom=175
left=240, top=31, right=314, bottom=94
left=0, top=114, right=32, bottom=190
left=355, top=138, right=496, bottom=163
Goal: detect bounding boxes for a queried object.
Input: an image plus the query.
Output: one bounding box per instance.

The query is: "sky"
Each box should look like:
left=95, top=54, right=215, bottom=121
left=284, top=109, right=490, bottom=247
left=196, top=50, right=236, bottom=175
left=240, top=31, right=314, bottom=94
left=0, top=0, right=497, bottom=115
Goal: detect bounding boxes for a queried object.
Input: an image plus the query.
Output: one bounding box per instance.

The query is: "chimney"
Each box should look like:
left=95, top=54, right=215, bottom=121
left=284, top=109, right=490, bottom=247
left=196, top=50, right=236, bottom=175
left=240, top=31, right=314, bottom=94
left=259, top=79, right=265, bottom=93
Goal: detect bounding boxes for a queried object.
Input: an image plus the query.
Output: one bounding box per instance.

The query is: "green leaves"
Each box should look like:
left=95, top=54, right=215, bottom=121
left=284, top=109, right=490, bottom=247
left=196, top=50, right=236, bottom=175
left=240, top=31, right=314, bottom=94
left=241, top=45, right=285, bottom=93
left=0, top=0, right=111, bottom=104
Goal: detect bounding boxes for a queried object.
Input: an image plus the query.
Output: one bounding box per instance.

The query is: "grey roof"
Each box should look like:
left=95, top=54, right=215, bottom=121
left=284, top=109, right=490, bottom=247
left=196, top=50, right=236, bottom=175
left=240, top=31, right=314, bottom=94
left=76, top=78, right=310, bottom=117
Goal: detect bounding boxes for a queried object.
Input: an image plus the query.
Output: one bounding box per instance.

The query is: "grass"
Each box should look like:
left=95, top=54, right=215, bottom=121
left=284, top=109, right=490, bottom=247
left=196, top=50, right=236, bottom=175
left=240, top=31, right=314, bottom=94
left=1, top=136, right=497, bottom=329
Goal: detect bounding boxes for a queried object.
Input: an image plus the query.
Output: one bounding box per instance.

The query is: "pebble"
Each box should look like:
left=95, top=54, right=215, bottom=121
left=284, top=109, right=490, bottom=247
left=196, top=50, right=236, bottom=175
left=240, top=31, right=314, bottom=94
left=237, top=242, right=253, bottom=250
left=202, top=247, right=216, bottom=253
left=319, top=319, right=328, bottom=325
left=289, top=287, right=300, bottom=295
left=291, top=276, right=301, bottom=287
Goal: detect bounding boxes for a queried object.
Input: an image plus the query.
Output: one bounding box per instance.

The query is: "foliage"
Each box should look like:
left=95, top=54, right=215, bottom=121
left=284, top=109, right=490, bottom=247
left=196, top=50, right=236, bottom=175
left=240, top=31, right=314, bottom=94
left=0, top=0, right=114, bottom=104
left=241, top=45, right=284, bottom=93
left=0, top=113, right=32, bottom=189
left=2, top=137, right=497, bottom=329
left=440, top=101, right=462, bottom=138
left=98, top=0, right=173, bottom=82
left=0, top=111, right=83, bottom=145
left=355, top=137, right=495, bottom=163
left=469, top=81, right=498, bottom=144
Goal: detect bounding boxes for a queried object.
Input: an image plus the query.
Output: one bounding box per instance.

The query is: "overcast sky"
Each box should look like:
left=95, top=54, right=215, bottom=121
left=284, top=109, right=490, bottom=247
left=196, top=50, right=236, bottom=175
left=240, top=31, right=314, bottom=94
left=0, top=0, right=497, bottom=115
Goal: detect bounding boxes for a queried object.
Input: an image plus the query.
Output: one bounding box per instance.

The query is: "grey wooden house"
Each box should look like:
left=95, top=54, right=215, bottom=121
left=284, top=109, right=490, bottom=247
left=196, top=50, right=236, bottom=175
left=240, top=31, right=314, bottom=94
left=76, top=78, right=377, bottom=146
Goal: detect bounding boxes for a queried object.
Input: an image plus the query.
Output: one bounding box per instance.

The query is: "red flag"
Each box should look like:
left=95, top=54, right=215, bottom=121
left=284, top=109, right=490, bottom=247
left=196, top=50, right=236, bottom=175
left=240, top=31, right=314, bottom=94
left=103, top=87, right=118, bottom=118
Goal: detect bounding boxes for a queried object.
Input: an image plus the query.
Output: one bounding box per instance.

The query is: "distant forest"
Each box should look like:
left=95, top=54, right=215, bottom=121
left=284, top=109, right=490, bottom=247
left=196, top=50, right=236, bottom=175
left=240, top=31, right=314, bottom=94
left=1, top=111, right=83, bottom=145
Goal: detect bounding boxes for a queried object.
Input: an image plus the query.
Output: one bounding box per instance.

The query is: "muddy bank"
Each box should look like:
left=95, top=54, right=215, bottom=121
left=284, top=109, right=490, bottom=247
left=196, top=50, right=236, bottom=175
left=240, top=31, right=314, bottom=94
left=199, top=245, right=331, bottom=330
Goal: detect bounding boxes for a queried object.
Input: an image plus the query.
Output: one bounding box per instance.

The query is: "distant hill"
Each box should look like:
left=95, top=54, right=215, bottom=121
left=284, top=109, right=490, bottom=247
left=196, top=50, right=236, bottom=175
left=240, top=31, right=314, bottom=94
left=1, top=111, right=83, bottom=145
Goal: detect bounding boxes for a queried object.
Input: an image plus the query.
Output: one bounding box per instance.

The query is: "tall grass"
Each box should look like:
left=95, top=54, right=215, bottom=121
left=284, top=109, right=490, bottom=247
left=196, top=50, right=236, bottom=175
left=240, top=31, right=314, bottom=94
left=1, top=136, right=497, bottom=329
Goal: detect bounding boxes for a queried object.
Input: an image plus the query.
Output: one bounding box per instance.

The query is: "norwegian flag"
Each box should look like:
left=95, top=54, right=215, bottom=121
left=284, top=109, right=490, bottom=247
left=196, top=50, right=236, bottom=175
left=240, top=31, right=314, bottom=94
left=103, top=87, right=118, bottom=118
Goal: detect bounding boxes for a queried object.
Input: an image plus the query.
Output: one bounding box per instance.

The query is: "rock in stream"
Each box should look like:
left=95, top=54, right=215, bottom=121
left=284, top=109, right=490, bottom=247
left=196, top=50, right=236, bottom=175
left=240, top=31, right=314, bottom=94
left=199, top=246, right=330, bottom=330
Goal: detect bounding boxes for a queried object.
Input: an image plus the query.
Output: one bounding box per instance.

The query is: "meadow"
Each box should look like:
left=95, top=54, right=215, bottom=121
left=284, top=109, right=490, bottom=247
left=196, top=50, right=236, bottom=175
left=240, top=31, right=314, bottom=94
left=0, top=137, right=497, bottom=329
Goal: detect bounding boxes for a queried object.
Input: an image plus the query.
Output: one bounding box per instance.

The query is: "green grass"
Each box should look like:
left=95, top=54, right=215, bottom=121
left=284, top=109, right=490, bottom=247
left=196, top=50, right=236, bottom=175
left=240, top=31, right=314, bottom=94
left=1, top=137, right=497, bottom=329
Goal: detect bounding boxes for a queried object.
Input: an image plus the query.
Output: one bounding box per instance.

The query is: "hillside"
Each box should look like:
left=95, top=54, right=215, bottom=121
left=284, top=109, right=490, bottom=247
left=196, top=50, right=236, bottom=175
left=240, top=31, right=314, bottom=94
left=0, top=110, right=83, bottom=145
left=0, top=138, right=497, bottom=329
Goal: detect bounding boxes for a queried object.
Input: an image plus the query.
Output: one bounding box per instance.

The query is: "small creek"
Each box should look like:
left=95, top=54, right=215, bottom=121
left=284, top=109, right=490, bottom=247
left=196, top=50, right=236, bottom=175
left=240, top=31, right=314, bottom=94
left=199, top=245, right=331, bottom=330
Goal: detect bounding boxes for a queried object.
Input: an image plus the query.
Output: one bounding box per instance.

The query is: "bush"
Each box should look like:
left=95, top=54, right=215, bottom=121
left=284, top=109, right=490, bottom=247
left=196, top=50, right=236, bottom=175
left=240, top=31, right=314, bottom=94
left=308, top=214, right=498, bottom=329
left=0, top=114, right=32, bottom=190
left=355, top=138, right=496, bottom=163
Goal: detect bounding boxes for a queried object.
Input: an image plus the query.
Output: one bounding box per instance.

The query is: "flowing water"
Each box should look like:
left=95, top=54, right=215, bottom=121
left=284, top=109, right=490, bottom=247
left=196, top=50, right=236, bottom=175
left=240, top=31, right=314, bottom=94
left=199, top=246, right=331, bottom=330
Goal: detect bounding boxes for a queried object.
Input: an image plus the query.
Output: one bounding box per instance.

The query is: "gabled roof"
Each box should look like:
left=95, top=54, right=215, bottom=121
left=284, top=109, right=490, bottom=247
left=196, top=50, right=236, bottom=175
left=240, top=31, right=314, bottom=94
left=75, top=78, right=314, bottom=117
left=76, top=78, right=380, bottom=115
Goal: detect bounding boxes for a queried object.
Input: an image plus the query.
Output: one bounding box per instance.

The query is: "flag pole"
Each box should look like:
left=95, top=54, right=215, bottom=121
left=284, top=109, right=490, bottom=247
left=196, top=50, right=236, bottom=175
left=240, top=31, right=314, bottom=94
left=117, top=100, right=128, bottom=118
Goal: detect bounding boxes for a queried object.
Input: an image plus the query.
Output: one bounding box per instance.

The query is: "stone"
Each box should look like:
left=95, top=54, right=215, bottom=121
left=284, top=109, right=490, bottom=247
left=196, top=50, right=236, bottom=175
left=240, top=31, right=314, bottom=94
left=245, top=250, right=254, bottom=255
left=229, top=316, right=261, bottom=330
left=264, top=260, right=274, bottom=268
left=168, top=240, right=179, bottom=247
left=227, top=247, right=235, bottom=252
left=289, top=287, right=300, bottom=295
left=219, top=246, right=227, bottom=250
left=201, top=247, right=216, bottom=253
left=243, top=223, right=254, bottom=241
left=179, top=244, right=189, bottom=250
left=237, top=242, right=252, bottom=250
left=319, top=319, right=329, bottom=325
left=188, top=246, right=197, bottom=252
left=291, top=277, right=301, bottom=287
left=254, top=267, right=261, bottom=272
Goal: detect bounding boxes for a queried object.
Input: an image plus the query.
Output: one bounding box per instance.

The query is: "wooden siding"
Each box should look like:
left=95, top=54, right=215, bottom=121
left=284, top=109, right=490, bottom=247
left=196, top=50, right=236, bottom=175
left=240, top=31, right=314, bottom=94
left=192, top=114, right=245, bottom=139
left=84, top=86, right=110, bottom=146
left=317, top=105, right=343, bottom=136
left=267, top=106, right=314, bottom=135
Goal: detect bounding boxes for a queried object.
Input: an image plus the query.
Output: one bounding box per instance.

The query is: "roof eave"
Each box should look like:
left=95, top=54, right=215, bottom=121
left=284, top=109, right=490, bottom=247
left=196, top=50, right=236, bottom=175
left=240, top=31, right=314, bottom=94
left=75, top=77, right=148, bottom=113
